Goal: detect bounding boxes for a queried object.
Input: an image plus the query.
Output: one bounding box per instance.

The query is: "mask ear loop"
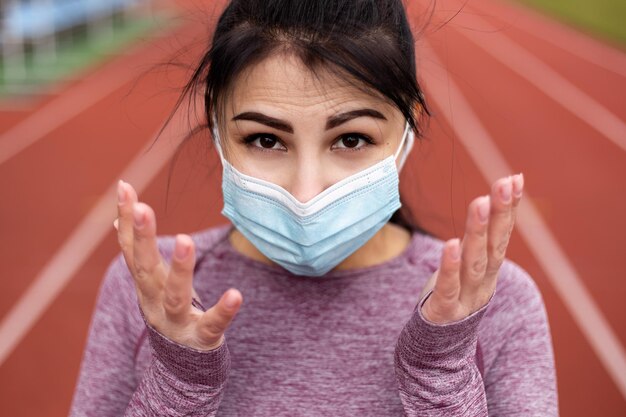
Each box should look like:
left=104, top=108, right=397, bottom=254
left=394, top=122, right=414, bottom=171
left=211, top=115, right=226, bottom=162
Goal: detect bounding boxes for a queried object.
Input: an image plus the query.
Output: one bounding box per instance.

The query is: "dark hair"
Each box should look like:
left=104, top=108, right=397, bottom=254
left=167, top=0, right=432, bottom=235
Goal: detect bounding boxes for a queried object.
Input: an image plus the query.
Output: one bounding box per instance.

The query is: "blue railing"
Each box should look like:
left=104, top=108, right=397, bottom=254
left=4, top=0, right=143, bottom=38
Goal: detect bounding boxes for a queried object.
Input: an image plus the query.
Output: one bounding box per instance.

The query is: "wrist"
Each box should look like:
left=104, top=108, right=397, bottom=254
left=397, top=289, right=493, bottom=363
left=139, top=306, right=231, bottom=386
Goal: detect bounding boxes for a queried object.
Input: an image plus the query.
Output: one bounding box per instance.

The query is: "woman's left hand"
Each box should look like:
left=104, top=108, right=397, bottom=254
left=421, top=174, right=524, bottom=325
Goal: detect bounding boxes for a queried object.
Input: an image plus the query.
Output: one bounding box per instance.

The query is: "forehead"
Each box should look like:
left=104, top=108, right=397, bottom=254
left=226, top=52, right=394, bottom=116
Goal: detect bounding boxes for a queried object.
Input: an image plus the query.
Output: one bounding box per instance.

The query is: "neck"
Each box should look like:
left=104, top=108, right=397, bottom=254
left=228, top=222, right=412, bottom=273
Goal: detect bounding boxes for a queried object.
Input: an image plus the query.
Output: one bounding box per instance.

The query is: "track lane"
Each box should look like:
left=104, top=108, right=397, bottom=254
left=1, top=0, right=625, bottom=415
left=444, top=11, right=626, bottom=152
left=464, top=5, right=626, bottom=121
left=0, top=149, right=225, bottom=417
left=414, top=42, right=625, bottom=416
left=0, top=19, right=209, bottom=321
left=401, top=94, right=626, bottom=417
left=0, top=12, right=181, bottom=157
left=419, top=26, right=626, bottom=348
left=0, top=77, right=176, bottom=320
left=477, top=0, right=626, bottom=76
left=0, top=3, right=226, bottom=413
left=405, top=1, right=626, bottom=414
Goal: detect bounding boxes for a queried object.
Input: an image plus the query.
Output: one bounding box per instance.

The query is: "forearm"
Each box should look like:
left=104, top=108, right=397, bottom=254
left=394, top=289, right=491, bottom=416
left=124, top=319, right=231, bottom=417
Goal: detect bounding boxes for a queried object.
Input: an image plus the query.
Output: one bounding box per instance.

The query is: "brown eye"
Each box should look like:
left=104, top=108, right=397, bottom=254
left=332, top=133, right=373, bottom=150
left=259, top=137, right=277, bottom=148
left=341, top=136, right=360, bottom=148
left=244, top=134, right=287, bottom=151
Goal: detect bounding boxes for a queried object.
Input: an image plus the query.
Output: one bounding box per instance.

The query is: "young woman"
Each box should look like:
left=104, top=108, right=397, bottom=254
left=70, top=0, right=558, bottom=415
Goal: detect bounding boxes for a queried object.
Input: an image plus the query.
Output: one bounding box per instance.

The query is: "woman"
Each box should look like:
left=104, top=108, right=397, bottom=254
left=70, top=0, right=558, bottom=415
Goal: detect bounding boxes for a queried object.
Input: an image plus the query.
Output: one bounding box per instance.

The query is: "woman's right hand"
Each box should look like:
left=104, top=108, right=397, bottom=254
left=115, top=180, right=243, bottom=351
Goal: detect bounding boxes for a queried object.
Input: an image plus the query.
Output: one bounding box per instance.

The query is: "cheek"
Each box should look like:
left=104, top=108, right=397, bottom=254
left=225, top=142, right=290, bottom=183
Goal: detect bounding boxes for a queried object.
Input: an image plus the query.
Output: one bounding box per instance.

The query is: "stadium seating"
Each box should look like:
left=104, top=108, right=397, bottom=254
left=4, top=0, right=142, bottom=38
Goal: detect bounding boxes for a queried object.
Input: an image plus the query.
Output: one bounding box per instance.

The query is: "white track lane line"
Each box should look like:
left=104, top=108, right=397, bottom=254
left=0, top=110, right=191, bottom=366
left=448, top=12, right=626, bottom=154
left=0, top=20, right=180, bottom=166
left=420, top=41, right=626, bottom=400
left=0, top=80, right=129, bottom=166
left=470, top=0, right=626, bottom=78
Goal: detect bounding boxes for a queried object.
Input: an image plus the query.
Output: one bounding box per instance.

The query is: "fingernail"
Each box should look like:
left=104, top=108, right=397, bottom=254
left=224, top=291, right=238, bottom=309
left=113, top=218, right=119, bottom=230
left=117, top=180, right=127, bottom=204
left=449, top=239, right=461, bottom=261
left=133, top=204, right=145, bottom=228
left=500, top=177, right=512, bottom=204
left=174, top=236, right=190, bottom=260
left=513, top=173, right=524, bottom=198
left=478, top=196, right=490, bottom=223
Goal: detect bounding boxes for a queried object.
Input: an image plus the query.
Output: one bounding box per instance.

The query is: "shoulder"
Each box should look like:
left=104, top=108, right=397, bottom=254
left=189, top=223, right=233, bottom=261
left=409, top=231, right=446, bottom=272
left=479, top=257, right=549, bottom=367
left=490, top=259, right=546, bottom=319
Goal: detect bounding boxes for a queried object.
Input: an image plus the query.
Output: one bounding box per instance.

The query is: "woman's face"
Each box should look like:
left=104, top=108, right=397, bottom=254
left=219, top=53, right=408, bottom=204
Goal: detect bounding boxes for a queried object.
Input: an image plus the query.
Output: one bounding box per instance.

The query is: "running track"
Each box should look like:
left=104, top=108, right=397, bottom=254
left=0, top=0, right=624, bottom=415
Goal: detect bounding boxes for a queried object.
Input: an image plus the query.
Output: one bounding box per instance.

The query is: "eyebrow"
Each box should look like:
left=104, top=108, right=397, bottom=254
left=231, top=108, right=387, bottom=133
left=232, top=112, right=293, bottom=133
left=326, top=109, right=387, bottom=130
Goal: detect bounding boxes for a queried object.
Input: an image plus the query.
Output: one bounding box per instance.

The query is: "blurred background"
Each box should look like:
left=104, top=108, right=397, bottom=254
left=0, top=0, right=624, bottom=415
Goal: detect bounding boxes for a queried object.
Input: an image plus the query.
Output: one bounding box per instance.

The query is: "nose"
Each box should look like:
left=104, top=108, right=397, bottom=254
left=288, top=156, right=327, bottom=204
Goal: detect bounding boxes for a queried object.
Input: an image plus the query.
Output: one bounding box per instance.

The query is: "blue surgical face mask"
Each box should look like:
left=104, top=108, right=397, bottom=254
left=214, top=122, right=414, bottom=277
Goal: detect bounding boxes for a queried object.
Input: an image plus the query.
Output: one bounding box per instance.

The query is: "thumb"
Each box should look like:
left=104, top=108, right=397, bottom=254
left=195, top=288, right=243, bottom=349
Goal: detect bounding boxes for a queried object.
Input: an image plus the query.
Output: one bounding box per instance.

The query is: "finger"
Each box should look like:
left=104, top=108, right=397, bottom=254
left=163, top=234, right=195, bottom=322
left=432, top=238, right=462, bottom=303
left=195, top=289, right=242, bottom=349
left=509, top=172, right=524, bottom=234
left=485, top=176, right=514, bottom=280
left=459, top=195, right=490, bottom=303
left=512, top=173, right=524, bottom=209
left=421, top=239, right=462, bottom=324
left=132, top=202, right=166, bottom=300
left=191, top=286, right=201, bottom=302
left=117, top=180, right=139, bottom=275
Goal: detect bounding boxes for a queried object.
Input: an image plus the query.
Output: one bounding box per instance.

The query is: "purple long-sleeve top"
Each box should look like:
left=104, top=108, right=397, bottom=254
left=69, top=224, right=558, bottom=416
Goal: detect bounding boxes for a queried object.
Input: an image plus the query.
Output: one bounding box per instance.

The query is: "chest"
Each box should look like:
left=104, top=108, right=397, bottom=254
left=132, top=301, right=485, bottom=417
left=131, top=266, right=484, bottom=415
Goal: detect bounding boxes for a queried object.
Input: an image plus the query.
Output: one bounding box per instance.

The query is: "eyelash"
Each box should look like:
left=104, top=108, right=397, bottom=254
left=242, top=133, right=285, bottom=152
left=241, top=133, right=376, bottom=152
left=333, top=133, right=375, bottom=151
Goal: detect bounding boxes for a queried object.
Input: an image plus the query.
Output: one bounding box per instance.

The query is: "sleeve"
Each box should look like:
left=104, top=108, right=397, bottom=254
left=483, top=268, right=559, bottom=416
left=69, top=253, right=144, bottom=416
left=393, top=288, right=494, bottom=416
left=69, top=253, right=232, bottom=417
left=124, top=311, right=231, bottom=417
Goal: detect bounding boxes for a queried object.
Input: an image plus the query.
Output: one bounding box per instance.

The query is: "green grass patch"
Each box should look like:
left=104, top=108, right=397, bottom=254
left=512, top=0, right=626, bottom=47
left=0, top=12, right=175, bottom=96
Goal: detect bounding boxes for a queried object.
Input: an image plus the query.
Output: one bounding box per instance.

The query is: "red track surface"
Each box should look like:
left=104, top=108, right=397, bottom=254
left=0, top=1, right=624, bottom=416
